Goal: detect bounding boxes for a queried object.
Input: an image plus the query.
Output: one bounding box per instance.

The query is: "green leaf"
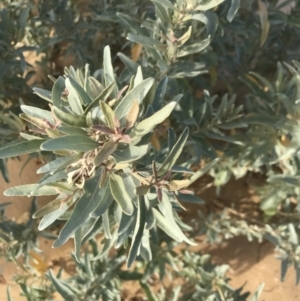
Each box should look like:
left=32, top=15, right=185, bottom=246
left=41, top=135, right=99, bottom=152
left=67, top=76, right=92, bottom=105
left=37, top=156, right=72, bottom=174
left=0, top=139, right=45, bottom=159
left=102, top=210, right=112, bottom=239
left=127, top=34, right=162, bottom=50
left=130, top=101, right=177, bottom=141
left=152, top=208, right=183, bottom=242
left=38, top=194, right=77, bottom=231
left=158, top=127, right=189, bottom=176
left=103, top=45, right=118, bottom=98
left=257, top=0, right=270, bottom=46
left=109, top=173, right=134, bottom=215
left=53, top=175, right=103, bottom=247
left=53, top=107, right=87, bottom=127
left=48, top=269, right=76, bottom=301
left=65, top=78, right=84, bottom=115
left=6, top=286, right=15, bottom=301
left=113, top=144, right=149, bottom=164
left=0, top=159, right=9, bottom=183
left=151, top=0, right=176, bottom=11
left=195, top=0, right=225, bottom=11
left=177, top=36, right=210, bottom=57
left=94, top=141, right=117, bottom=166
left=114, top=78, right=154, bottom=125
left=33, top=194, right=66, bottom=218
left=4, top=184, right=59, bottom=197
left=84, top=82, right=115, bottom=114
left=227, top=0, right=240, bottom=22
left=100, top=101, right=116, bottom=129
left=74, top=227, right=82, bottom=262
left=21, top=105, right=54, bottom=124
left=189, top=158, right=219, bottom=184
left=58, top=125, right=87, bottom=136
left=127, top=196, right=146, bottom=268
left=90, top=181, right=113, bottom=217
left=52, top=76, right=65, bottom=110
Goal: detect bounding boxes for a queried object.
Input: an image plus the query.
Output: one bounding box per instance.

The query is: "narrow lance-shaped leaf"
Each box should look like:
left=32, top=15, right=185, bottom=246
left=130, top=101, right=177, bottom=140
left=114, top=78, right=154, bottom=125
left=65, top=78, right=84, bottom=115
left=94, top=141, right=118, bottom=166
left=67, top=76, right=92, bottom=105
left=4, top=184, right=59, bottom=197
left=126, top=100, right=140, bottom=129
left=158, top=127, right=189, bottom=176
left=53, top=107, right=87, bottom=127
left=109, top=173, right=134, bottom=215
left=0, top=139, right=45, bottom=159
left=52, top=76, right=65, bottom=110
left=48, top=269, right=76, bottom=301
left=100, top=101, right=116, bottom=129
left=84, top=82, right=115, bottom=114
left=195, top=0, right=225, bottom=11
left=53, top=175, right=103, bottom=247
left=41, top=135, right=99, bottom=152
left=103, top=45, right=118, bottom=98
left=127, top=196, right=146, bottom=268
left=21, top=105, right=54, bottom=124
left=227, top=0, right=240, bottom=22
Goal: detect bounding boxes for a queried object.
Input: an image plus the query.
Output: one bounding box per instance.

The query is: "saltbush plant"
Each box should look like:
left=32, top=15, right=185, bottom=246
left=1, top=0, right=300, bottom=300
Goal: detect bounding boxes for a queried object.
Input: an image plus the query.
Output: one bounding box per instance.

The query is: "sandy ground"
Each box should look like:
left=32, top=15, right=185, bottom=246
left=0, top=157, right=298, bottom=300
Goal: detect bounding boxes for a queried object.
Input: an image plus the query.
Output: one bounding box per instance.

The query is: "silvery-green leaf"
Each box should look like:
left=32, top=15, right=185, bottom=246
left=38, top=194, right=77, bottom=230
left=151, top=0, right=176, bottom=11
left=6, top=286, right=15, bottom=301
left=102, top=210, right=112, bottom=239
left=84, top=82, right=115, bottom=114
left=33, top=194, right=66, bottom=218
left=67, top=76, right=92, bottom=105
left=37, top=156, right=71, bottom=174
left=94, top=141, right=117, bottom=166
left=21, top=105, right=54, bottom=124
left=4, top=184, right=59, bottom=197
left=114, top=78, right=154, bottom=125
left=127, top=34, right=162, bottom=50
left=140, top=229, right=152, bottom=261
left=33, top=87, right=52, bottom=103
left=81, top=216, right=102, bottom=244
left=117, top=13, right=147, bottom=35
left=90, top=181, right=113, bottom=217
left=195, top=0, right=225, bottom=11
left=53, top=175, right=103, bottom=247
left=20, top=113, right=48, bottom=129
left=0, top=159, right=9, bottom=183
left=189, top=158, right=219, bottom=184
left=135, top=185, right=150, bottom=196
left=74, top=227, right=82, bottom=262
left=41, top=135, right=98, bottom=152
left=48, top=269, right=76, bottom=301
left=250, top=283, right=265, bottom=301
left=53, top=107, right=87, bottom=127
left=100, top=101, right=116, bottom=129
left=145, top=197, right=156, bottom=230
left=109, top=173, right=134, bottom=215
left=58, top=125, right=87, bottom=135
left=103, top=45, right=118, bottom=98
left=20, top=133, right=43, bottom=141
left=206, top=131, right=244, bottom=145
left=52, top=76, right=65, bottom=110
left=117, top=52, right=139, bottom=76
left=88, top=77, right=104, bottom=99
left=176, top=193, right=204, bottom=204
left=227, top=0, right=240, bottom=22
left=134, top=66, right=143, bottom=87
left=118, top=212, right=135, bottom=236
left=177, top=36, right=210, bottom=57
left=130, top=101, right=177, bottom=141
left=65, top=78, right=84, bottom=115
left=127, top=197, right=146, bottom=268
left=0, top=139, right=45, bottom=159
left=152, top=208, right=183, bottom=242
left=152, top=76, right=168, bottom=111
left=122, top=172, right=139, bottom=206
left=158, top=127, right=189, bottom=176
left=35, top=170, right=67, bottom=191
left=113, top=144, right=149, bottom=164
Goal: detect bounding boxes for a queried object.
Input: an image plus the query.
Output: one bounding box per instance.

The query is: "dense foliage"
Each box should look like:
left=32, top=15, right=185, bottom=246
left=1, top=0, right=300, bottom=300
